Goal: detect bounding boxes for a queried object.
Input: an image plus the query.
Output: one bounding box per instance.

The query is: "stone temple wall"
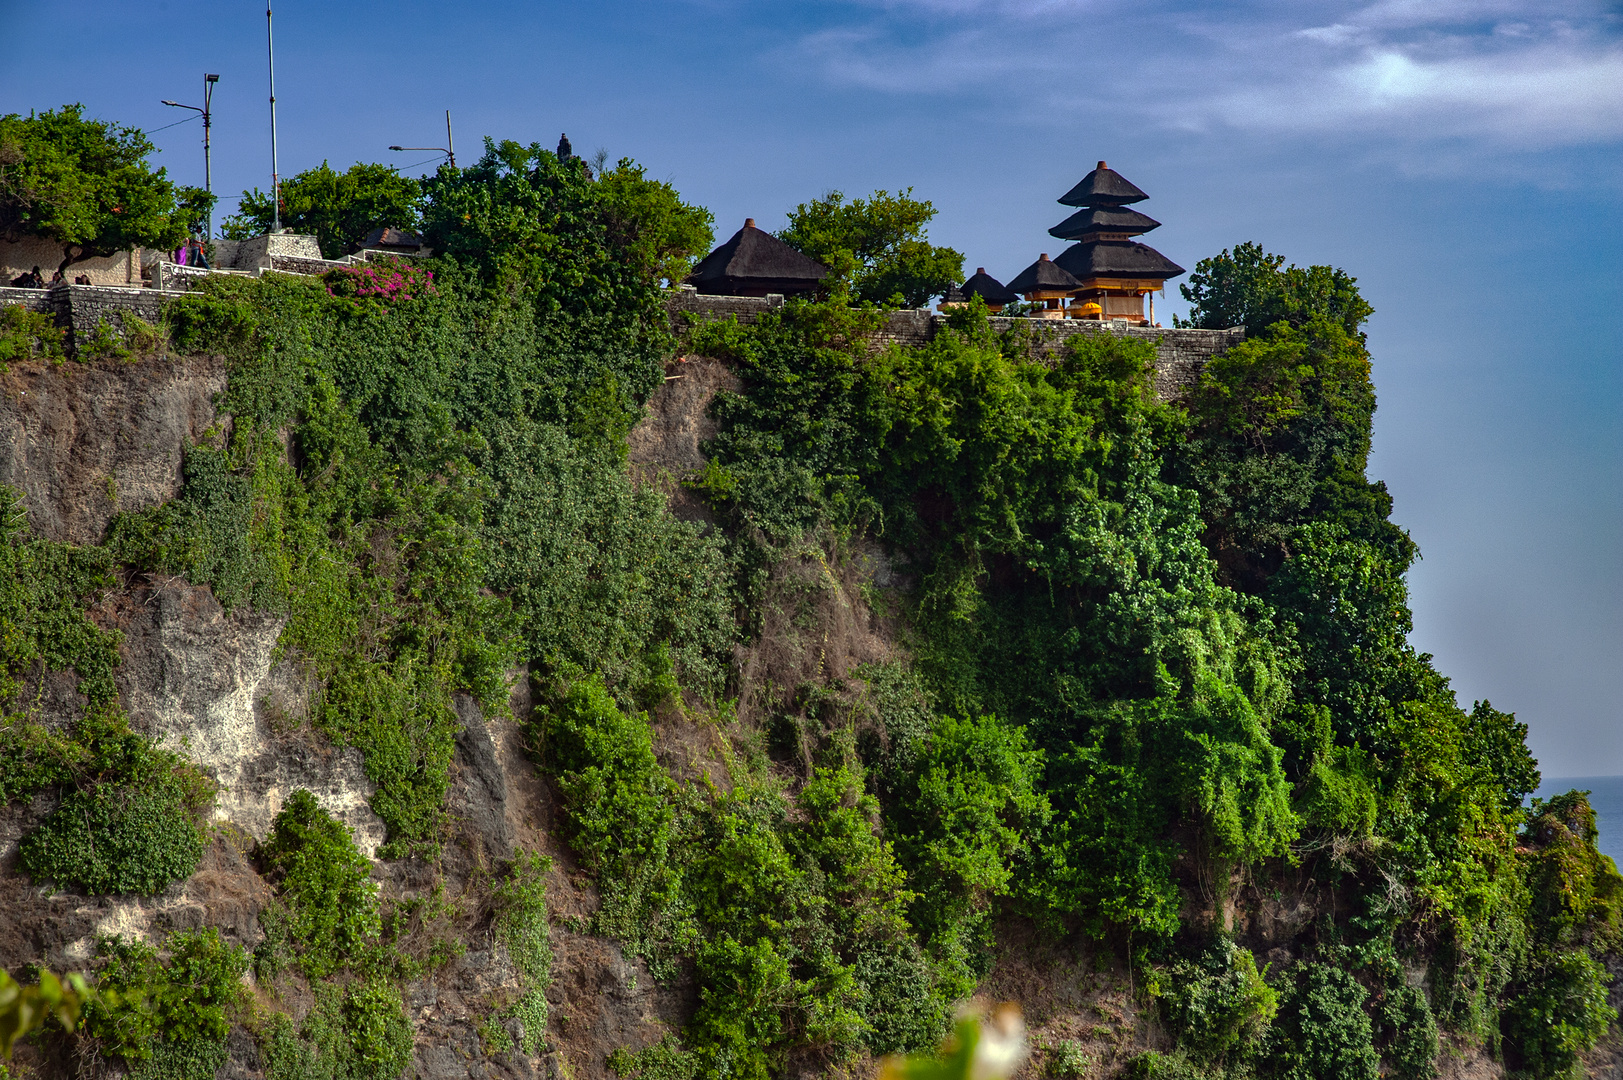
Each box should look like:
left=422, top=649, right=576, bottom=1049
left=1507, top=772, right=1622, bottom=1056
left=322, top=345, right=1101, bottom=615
left=5, top=281, right=1244, bottom=393
left=670, top=290, right=1245, bottom=400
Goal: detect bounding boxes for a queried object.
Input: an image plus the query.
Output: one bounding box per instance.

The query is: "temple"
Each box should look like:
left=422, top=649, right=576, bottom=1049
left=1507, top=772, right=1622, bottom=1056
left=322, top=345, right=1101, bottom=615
left=1049, top=162, right=1183, bottom=324
left=1006, top=254, right=1083, bottom=319
left=686, top=218, right=829, bottom=297
left=939, top=267, right=1019, bottom=312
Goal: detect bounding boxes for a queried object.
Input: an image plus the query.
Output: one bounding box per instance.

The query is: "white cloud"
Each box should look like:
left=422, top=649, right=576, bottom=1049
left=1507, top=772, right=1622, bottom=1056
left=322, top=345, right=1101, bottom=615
left=1198, top=41, right=1623, bottom=147
left=793, top=0, right=1623, bottom=150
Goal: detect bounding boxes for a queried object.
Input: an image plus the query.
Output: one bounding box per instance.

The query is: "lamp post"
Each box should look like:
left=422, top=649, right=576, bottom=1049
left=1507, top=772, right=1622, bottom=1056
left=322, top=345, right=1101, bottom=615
left=267, top=7, right=281, bottom=232
left=389, top=110, right=456, bottom=169
left=161, top=72, right=220, bottom=237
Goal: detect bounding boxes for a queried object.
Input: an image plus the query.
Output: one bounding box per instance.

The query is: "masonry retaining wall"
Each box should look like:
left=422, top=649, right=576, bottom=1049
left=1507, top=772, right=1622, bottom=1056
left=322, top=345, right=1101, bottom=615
left=0, top=285, right=187, bottom=354
left=670, top=290, right=1244, bottom=399
left=6, top=282, right=1245, bottom=394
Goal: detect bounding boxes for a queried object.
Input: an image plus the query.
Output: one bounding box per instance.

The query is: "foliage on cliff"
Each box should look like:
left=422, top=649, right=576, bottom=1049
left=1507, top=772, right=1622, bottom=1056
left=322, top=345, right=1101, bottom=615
left=678, top=270, right=1613, bottom=1077
left=0, top=115, right=1616, bottom=1080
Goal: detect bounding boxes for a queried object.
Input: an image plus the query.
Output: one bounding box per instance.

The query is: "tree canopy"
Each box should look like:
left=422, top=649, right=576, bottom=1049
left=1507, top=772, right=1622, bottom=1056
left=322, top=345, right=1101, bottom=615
left=1176, top=241, right=1374, bottom=339
left=0, top=104, right=210, bottom=271
left=779, top=188, right=963, bottom=308
left=222, top=161, right=424, bottom=259
left=422, top=138, right=713, bottom=297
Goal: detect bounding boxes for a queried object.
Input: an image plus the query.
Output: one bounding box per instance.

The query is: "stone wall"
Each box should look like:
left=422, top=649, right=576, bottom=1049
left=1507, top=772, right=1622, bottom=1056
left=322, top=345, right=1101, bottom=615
left=0, top=286, right=55, bottom=315
left=210, top=231, right=323, bottom=270
left=57, top=285, right=184, bottom=353
left=670, top=289, right=1245, bottom=399
left=1, top=235, right=142, bottom=286
left=667, top=288, right=788, bottom=325
left=0, top=284, right=186, bottom=355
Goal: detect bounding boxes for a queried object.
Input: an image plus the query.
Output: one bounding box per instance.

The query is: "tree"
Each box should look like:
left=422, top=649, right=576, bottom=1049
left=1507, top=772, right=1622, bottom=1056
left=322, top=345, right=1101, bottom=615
left=1177, top=242, right=1373, bottom=339
left=0, top=104, right=210, bottom=272
left=1175, top=261, right=1410, bottom=585
left=221, top=161, right=423, bottom=259
left=596, top=158, right=715, bottom=288
left=779, top=189, right=963, bottom=308
left=421, top=138, right=712, bottom=294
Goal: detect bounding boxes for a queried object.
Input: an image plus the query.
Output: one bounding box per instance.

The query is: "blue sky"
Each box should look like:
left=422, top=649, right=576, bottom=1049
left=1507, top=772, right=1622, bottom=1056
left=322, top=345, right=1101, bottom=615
left=3, top=0, right=1620, bottom=776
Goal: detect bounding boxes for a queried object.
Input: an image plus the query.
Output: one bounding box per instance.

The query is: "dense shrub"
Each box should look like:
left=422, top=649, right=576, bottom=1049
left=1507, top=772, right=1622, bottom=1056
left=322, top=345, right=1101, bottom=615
left=1161, top=938, right=1277, bottom=1066
left=1375, top=981, right=1439, bottom=1080
left=19, top=776, right=208, bottom=896
left=261, top=979, right=413, bottom=1080
left=257, top=789, right=382, bottom=979
left=0, top=304, right=66, bottom=366
left=1263, top=962, right=1379, bottom=1080
left=1501, top=949, right=1615, bottom=1079
left=81, top=928, right=248, bottom=1079
left=537, top=674, right=689, bottom=968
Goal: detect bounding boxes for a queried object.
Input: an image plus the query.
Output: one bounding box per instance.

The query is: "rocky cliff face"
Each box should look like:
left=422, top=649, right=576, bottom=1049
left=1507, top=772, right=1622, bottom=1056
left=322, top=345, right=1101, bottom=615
left=0, top=354, right=713, bottom=1080
left=0, top=349, right=1526, bottom=1080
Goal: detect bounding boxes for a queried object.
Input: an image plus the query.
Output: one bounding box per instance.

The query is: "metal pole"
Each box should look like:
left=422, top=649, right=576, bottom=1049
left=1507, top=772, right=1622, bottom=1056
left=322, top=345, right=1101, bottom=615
left=267, top=7, right=281, bottom=233
left=202, top=74, right=217, bottom=238
left=445, top=110, right=454, bottom=169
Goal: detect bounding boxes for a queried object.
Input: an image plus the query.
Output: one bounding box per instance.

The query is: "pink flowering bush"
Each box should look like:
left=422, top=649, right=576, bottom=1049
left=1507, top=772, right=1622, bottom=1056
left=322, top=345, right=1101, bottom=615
left=324, top=258, right=437, bottom=311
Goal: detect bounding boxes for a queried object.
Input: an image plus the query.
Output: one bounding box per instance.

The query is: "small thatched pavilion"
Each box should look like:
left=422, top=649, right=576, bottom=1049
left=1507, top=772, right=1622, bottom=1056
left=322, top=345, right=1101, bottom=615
left=1006, top=254, right=1083, bottom=319
left=685, top=219, right=829, bottom=297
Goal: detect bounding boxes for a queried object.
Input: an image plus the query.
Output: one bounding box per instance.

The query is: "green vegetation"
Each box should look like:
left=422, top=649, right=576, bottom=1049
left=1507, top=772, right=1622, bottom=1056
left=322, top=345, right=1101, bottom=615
left=81, top=928, right=249, bottom=1080
left=1263, top=962, right=1378, bottom=1080
left=482, top=851, right=555, bottom=1054
left=1159, top=939, right=1277, bottom=1068
left=0, top=969, right=88, bottom=1058
left=1, top=105, right=1617, bottom=1080
left=1175, top=241, right=1373, bottom=339
left=260, top=980, right=414, bottom=1080
left=607, top=1036, right=698, bottom=1079
left=0, top=488, right=213, bottom=897
left=0, top=305, right=66, bottom=367
left=779, top=188, right=963, bottom=307
left=0, top=104, right=211, bottom=272
left=223, top=161, right=423, bottom=258
left=256, top=789, right=384, bottom=980
left=252, top=791, right=421, bottom=1079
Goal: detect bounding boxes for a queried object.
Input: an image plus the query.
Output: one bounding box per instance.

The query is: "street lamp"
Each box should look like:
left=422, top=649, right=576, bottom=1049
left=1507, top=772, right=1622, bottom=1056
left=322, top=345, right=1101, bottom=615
left=162, top=73, right=220, bottom=237
left=390, top=110, right=456, bottom=169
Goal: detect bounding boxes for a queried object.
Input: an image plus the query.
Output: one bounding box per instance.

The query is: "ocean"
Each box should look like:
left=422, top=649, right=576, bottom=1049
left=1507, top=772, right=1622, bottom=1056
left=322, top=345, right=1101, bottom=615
left=1536, top=775, right=1623, bottom=868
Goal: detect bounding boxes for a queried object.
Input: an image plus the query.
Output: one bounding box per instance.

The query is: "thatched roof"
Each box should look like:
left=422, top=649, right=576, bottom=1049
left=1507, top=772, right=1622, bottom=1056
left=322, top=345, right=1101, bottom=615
left=1058, top=161, right=1150, bottom=207
left=961, top=268, right=1019, bottom=304
left=1048, top=206, right=1160, bottom=241
left=686, top=219, right=829, bottom=294
left=355, top=225, right=424, bottom=252
left=1007, top=254, right=1083, bottom=294
left=1054, top=241, right=1185, bottom=280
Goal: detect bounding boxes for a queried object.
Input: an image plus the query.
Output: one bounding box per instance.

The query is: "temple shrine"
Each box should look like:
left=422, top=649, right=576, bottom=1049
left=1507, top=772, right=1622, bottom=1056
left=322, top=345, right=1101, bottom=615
left=1006, top=254, right=1083, bottom=319
left=952, top=161, right=1185, bottom=324
left=1048, top=162, right=1183, bottom=324
left=686, top=218, right=829, bottom=297
left=939, top=268, right=1019, bottom=312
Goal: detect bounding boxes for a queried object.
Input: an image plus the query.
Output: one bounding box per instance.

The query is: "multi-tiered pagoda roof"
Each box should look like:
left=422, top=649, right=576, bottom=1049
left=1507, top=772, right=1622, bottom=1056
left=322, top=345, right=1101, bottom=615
left=1050, top=163, right=1185, bottom=285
